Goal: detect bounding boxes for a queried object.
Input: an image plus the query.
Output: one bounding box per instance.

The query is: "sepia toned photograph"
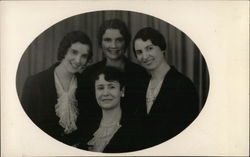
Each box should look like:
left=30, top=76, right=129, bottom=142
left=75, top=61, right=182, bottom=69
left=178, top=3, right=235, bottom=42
left=1, top=1, right=249, bottom=156
left=16, top=10, right=209, bottom=153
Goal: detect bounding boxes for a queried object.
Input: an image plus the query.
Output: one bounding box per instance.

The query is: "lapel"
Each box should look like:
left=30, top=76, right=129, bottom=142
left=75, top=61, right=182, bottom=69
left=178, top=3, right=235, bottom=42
left=42, top=64, right=58, bottom=110
left=103, top=115, right=128, bottom=153
left=147, top=76, right=167, bottom=116
left=147, top=67, right=174, bottom=116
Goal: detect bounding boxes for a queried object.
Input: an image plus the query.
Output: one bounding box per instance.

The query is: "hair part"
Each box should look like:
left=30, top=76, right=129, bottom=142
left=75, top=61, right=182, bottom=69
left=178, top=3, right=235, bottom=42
left=97, top=19, right=131, bottom=50
left=94, top=66, right=125, bottom=89
left=57, top=31, right=93, bottom=62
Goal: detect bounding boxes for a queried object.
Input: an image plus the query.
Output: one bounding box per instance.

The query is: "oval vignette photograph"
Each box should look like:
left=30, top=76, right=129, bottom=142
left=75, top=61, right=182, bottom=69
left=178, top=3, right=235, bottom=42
left=16, top=10, right=210, bottom=153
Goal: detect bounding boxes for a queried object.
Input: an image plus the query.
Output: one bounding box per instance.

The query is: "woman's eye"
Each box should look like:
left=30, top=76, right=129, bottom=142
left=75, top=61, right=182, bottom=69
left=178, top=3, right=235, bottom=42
left=109, top=86, right=115, bottom=89
left=96, top=86, right=104, bottom=90
left=108, top=83, right=118, bottom=89
left=81, top=54, right=88, bottom=59
left=71, top=50, right=78, bottom=55
left=116, top=38, right=124, bottom=43
left=135, top=50, right=142, bottom=55
left=147, top=46, right=153, bottom=51
left=103, top=38, right=111, bottom=42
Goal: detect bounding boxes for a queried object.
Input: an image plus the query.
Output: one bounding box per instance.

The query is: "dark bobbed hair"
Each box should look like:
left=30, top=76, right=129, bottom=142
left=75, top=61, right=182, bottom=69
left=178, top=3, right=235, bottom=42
left=97, top=19, right=131, bottom=49
left=132, top=27, right=166, bottom=57
left=57, top=31, right=93, bottom=62
left=94, top=66, right=125, bottom=90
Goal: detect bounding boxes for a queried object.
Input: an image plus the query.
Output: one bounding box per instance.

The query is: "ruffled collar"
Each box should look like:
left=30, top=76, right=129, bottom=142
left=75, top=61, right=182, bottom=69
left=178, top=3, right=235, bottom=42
left=54, top=72, right=79, bottom=134
left=87, top=119, right=121, bottom=152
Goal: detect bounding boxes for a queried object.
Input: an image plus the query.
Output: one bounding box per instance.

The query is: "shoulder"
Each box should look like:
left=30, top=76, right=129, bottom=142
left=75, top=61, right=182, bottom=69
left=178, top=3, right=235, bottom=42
left=125, top=59, right=148, bottom=76
left=126, top=59, right=144, bottom=70
left=21, top=64, right=57, bottom=107
left=81, top=61, right=104, bottom=75
left=25, top=64, right=56, bottom=86
left=87, top=61, right=104, bottom=70
left=166, top=66, right=195, bottom=89
left=78, top=61, right=104, bottom=83
left=163, top=66, right=199, bottom=114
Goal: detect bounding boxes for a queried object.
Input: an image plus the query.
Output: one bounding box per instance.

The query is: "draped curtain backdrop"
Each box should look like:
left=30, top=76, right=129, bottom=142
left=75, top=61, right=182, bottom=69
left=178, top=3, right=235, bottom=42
left=16, top=11, right=209, bottom=110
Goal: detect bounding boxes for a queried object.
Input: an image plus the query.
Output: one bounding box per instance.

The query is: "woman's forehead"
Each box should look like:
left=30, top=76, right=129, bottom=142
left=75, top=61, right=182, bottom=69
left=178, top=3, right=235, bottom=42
left=134, top=39, right=153, bottom=49
left=95, top=74, right=119, bottom=85
left=103, top=29, right=123, bottom=38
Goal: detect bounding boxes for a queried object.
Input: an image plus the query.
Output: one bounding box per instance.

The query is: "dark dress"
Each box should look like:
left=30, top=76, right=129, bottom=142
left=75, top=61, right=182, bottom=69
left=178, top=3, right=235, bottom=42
left=78, top=114, right=138, bottom=153
left=135, top=66, right=199, bottom=149
left=75, top=58, right=148, bottom=152
left=21, top=63, right=80, bottom=145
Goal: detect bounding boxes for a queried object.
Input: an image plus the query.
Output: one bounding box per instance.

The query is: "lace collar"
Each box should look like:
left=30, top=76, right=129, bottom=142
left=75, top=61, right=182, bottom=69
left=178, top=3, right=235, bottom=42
left=54, top=72, right=79, bottom=134
left=87, top=117, right=122, bottom=152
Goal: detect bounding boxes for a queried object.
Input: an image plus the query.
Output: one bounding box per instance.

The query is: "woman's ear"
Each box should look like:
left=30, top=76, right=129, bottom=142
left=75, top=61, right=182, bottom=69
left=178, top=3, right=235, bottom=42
left=121, top=87, right=125, bottom=97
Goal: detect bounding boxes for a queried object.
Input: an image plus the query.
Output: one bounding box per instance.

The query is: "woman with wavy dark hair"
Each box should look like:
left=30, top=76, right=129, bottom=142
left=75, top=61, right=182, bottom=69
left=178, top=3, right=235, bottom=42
left=78, top=66, right=138, bottom=153
left=21, top=31, right=92, bottom=145
left=133, top=27, right=199, bottom=148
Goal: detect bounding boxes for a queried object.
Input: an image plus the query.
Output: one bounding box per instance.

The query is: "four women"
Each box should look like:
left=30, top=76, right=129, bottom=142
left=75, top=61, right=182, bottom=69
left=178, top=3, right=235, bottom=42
left=21, top=21, right=199, bottom=152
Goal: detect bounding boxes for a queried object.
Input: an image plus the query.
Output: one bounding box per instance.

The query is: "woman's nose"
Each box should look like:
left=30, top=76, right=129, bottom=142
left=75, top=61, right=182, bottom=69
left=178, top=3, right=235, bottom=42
left=110, top=40, right=117, bottom=48
left=103, top=88, right=109, bottom=95
left=142, top=51, right=149, bottom=60
left=74, top=55, right=81, bottom=64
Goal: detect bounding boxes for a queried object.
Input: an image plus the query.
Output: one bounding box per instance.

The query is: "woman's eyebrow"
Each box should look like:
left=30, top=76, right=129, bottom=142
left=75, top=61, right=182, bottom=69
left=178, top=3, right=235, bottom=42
left=116, top=37, right=124, bottom=40
left=71, top=48, right=78, bottom=52
left=103, top=37, right=109, bottom=39
left=107, top=81, right=119, bottom=85
left=145, top=44, right=154, bottom=48
left=96, top=84, right=104, bottom=87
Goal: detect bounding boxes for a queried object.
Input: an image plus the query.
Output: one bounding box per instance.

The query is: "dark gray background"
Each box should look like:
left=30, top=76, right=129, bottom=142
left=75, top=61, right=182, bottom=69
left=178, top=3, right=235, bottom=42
left=16, top=10, right=209, bottom=110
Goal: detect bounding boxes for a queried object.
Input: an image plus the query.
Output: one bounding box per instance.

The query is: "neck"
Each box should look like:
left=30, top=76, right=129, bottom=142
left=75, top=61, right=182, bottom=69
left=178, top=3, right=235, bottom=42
left=106, top=58, right=125, bottom=70
left=101, top=105, right=122, bottom=125
left=55, top=63, right=74, bottom=82
left=150, top=60, right=170, bottom=80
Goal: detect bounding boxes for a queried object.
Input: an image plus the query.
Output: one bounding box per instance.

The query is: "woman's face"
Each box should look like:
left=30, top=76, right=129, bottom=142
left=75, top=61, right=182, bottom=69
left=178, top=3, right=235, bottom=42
left=95, top=74, right=124, bottom=110
left=61, top=42, right=90, bottom=74
left=102, top=29, right=125, bottom=61
left=134, top=39, right=165, bottom=71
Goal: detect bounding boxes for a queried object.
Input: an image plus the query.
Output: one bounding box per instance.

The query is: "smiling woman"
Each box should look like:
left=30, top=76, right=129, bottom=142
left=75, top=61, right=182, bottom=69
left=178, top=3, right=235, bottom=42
left=60, top=42, right=90, bottom=74
left=95, top=74, right=124, bottom=110
left=20, top=31, right=93, bottom=145
left=77, top=66, right=138, bottom=153
left=16, top=10, right=209, bottom=153
left=102, top=29, right=126, bottom=61
left=132, top=27, right=200, bottom=148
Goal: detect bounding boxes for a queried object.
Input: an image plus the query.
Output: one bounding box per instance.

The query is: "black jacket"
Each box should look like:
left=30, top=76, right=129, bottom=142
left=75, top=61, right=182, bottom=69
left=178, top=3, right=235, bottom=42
left=78, top=113, right=139, bottom=153
left=76, top=58, right=148, bottom=152
left=21, top=64, right=80, bottom=145
left=135, top=66, right=199, bottom=149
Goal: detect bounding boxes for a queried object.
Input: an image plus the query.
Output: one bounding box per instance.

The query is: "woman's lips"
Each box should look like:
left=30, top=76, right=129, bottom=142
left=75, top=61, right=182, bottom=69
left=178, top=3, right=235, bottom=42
left=70, top=62, right=80, bottom=69
left=144, top=59, right=153, bottom=65
left=108, top=49, right=121, bottom=54
left=101, top=98, right=113, bottom=102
